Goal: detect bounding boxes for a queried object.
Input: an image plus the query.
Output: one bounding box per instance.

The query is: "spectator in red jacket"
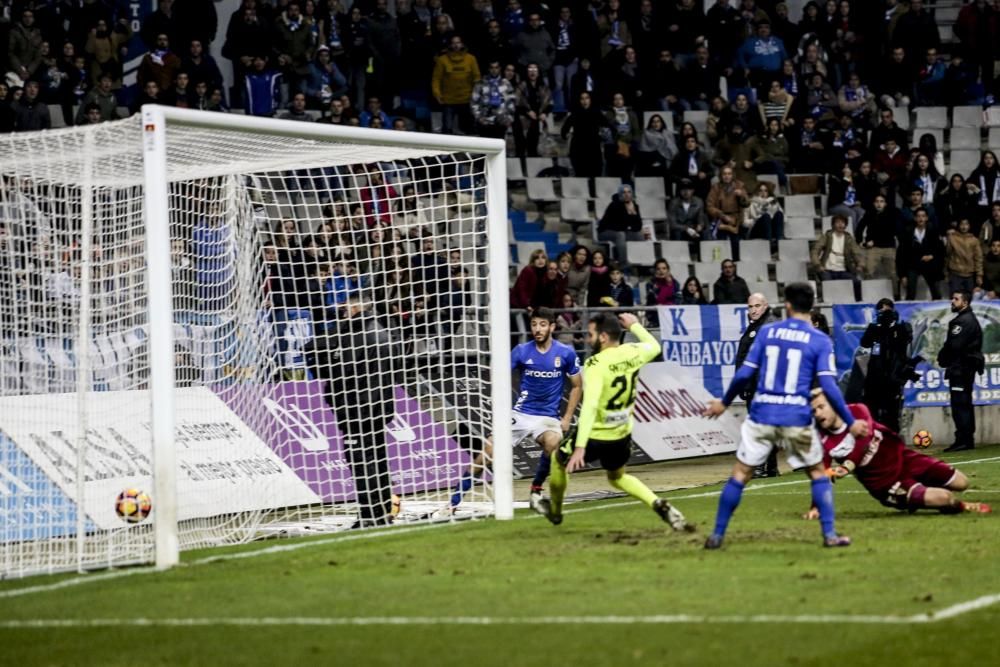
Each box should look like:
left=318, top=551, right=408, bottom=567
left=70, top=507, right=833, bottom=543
left=874, top=137, right=908, bottom=198
left=359, top=168, right=399, bottom=227
left=511, top=248, right=548, bottom=311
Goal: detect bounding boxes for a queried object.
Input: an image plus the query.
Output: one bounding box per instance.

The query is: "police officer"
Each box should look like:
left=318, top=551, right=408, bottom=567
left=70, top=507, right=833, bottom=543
left=860, top=298, right=913, bottom=433
left=306, top=294, right=399, bottom=527
left=736, top=292, right=778, bottom=477
left=937, top=290, right=984, bottom=452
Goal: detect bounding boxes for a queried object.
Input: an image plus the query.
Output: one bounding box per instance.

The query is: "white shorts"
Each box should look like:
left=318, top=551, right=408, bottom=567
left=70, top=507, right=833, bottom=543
left=512, top=411, right=562, bottom=445
left=736, top=418, right=824, bottom=470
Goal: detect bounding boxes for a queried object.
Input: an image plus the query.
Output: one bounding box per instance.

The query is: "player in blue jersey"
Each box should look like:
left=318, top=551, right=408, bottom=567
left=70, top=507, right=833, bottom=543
left=512, top=308, right=583, bottom=511
left=441, top=308, right=582, bottom=515
left=702, top=282, right=869, bottom=549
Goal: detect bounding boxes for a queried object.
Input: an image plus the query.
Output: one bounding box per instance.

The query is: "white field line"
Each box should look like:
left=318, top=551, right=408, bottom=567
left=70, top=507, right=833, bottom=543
left=3, top=457, right=998, bottom=600
left=3, top=593, right=1000, bottom=628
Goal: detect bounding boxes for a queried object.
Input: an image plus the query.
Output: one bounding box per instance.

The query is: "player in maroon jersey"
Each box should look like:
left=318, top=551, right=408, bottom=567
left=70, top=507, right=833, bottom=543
left=808, top=391, right=991, bottom=515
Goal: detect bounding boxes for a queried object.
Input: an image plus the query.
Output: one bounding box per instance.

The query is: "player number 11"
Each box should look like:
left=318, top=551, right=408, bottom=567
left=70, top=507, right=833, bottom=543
left=763, top=345, right=802, bottom=394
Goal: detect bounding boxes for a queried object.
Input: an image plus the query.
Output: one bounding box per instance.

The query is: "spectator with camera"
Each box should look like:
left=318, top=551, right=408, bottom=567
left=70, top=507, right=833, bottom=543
left=859, top=298, right=916, bottom=433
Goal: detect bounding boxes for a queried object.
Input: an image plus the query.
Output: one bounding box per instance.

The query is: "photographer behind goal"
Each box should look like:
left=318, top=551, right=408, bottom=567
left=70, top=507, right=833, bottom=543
left=859, top=298, right=920, bottom=433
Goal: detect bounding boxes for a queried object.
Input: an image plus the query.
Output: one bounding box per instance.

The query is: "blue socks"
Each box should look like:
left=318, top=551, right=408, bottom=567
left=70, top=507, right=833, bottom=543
left=450, top=474, right=473, bottom=507
left=713, top=478, right=745, bottom=538
left=532, top=452, right=552, bottom=488
left=811, top=476, right=837, bottom=538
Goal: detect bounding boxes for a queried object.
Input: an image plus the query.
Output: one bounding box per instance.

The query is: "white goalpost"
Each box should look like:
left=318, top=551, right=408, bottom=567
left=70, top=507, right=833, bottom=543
left=0, top=106, right=512, bottom=578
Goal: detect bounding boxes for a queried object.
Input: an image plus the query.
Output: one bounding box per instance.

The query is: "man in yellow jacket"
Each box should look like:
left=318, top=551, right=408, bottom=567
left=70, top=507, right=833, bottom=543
left=946, top=219, right=984, bottom=295
left=432, top=35, right=480, bottom=134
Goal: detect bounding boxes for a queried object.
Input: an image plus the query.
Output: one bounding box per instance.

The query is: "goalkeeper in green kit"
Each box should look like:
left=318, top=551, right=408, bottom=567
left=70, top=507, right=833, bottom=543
left=534, top=312, right=692, bottom=531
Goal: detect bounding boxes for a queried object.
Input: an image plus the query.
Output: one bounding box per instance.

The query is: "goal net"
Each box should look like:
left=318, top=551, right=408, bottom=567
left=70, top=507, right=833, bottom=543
left=0, top=107, right=511, bottom=578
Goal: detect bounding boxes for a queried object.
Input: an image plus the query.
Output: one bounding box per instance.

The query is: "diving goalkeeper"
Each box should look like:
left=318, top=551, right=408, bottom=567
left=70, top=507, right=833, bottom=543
left=535, top=312, right=691, bottom=531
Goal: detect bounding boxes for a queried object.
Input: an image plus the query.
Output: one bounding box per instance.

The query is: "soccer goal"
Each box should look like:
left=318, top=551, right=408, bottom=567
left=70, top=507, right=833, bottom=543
left=0, top=106, right=512, bottom=578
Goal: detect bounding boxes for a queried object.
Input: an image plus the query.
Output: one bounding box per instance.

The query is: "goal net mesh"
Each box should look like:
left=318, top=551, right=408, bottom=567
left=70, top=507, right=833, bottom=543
left=0, top=115, right=497, bottom=578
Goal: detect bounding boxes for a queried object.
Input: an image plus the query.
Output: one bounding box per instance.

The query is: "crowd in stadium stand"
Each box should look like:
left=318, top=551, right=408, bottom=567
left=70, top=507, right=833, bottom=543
left=4, top=0, right=1000, bottom=337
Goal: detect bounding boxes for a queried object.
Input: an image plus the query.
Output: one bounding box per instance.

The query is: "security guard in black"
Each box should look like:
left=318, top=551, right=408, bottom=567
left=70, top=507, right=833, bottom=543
left=936, top=291, right=984, bottom=452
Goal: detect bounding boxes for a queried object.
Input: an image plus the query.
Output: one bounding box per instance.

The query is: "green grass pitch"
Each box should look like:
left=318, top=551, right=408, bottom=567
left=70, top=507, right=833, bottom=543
left=2, top=448, right=999, bottom=667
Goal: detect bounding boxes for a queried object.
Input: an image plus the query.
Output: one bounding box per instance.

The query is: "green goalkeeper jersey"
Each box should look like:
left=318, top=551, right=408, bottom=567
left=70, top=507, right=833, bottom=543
left=574, top=323, right=661, bottom=448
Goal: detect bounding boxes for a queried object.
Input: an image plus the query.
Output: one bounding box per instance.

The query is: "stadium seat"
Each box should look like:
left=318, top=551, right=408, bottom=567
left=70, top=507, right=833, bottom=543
left=949, top=150, right=981, bottom=176
left=739, top=239, right=771, bottom=262
left=506, top=158, right=524, bottom=181
left=949, top=128, right=981, bottom=151
left=640, top=198, right=668, bottom=221
left=560, top=198, right=592, bottom=222
left=986, top=108, right=1000, bottom=127
left=684, top=109, right=709, bottom=132
left=784, top=217, right=817, bottom=239
left=911, top=277, right=942, bottom=301
left=626, top=240, right=657, bottom=267
left=951, top=106, right=983, bottom=129
left=560, top=177, right=591, bottom=199
left=778, top=239, right=810, bottom=261
left=861, top=279, right=894, bottom=303
left=775, top=261, right=808, bottom=283
left=755, top=173, right=779, bottom=189
left=693, top=262, right=719, bottom=285
left=524, top=157, right=552, bottom=177
left=517, top=241, right=548, bottom=266
left=515, top=241, right=547, bottom=266
left=659, top=240, right=693, bottom=266
left=783, top=195, right=819, bottom=217
left=736, top=261, right=769, bottom=283
left=749, top=280, right=779, bottom=304
left=699, top=240, right=730, bottom=263
left=49, top=105, right=67, bottom=128
left=821, top=280, right=856, bottom=304
left=894, top=110, right=910, bottom=130
left=912, top=128, right=943, bottom=150
left=935, top=5, right=961, bottom=22
left=594, top=177, right=622, bottom=202
left=634, top=176, right=667, bottom=201
left=526, top=178, right=559, bottom=202
left=914, top=107, right=948, bottom=129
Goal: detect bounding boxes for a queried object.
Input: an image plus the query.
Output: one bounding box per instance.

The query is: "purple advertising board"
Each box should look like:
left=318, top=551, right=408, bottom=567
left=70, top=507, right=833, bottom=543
left=215, top=382, right=469, bottom=502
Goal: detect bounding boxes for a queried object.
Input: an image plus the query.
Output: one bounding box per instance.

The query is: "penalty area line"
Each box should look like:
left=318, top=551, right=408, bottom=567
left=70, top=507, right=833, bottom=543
left=3, top=593, right=1000, bottom=628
